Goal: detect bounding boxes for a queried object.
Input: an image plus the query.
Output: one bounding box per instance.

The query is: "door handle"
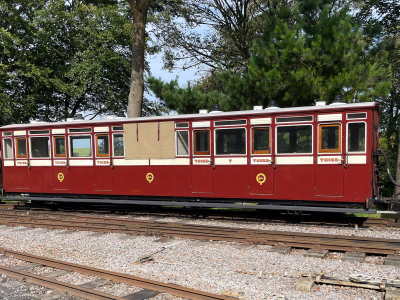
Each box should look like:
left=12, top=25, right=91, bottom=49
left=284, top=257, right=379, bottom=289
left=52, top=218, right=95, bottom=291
left=344, top=152, right=348, bottom=168
left=211, top=155, right=216, bottom=169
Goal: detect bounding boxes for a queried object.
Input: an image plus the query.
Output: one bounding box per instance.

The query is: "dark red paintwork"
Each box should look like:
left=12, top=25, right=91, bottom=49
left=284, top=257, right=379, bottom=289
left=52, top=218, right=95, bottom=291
left=0, top=103, right=379, bottom=206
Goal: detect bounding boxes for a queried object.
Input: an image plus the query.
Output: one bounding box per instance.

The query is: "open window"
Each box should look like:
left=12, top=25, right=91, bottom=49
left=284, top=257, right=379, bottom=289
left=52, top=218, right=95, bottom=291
left=15, top=137, right=27, bottom=158
left=252, top=127, right=270, bottom=154
left=176, top=131, right=189, bottom=156
left=318, top=124, right=341, bottom=153
left=215, top=128, right=246, bottom=155
left=30, top=136, right=50, bottom=158
left=96, top=134, right=109, bottom=157
left=54, top=136, right=66, bottom=157
left=112, top=133, right=124, bottom=157
left=277, top=125, right=312, bottom=154
left=347, top=122, right=366, bottom=152
left=3, top=138, right=13, bottom=159
left=194, top=130, right=210, bottom=155
left=69, top=135, right=92, bottom=157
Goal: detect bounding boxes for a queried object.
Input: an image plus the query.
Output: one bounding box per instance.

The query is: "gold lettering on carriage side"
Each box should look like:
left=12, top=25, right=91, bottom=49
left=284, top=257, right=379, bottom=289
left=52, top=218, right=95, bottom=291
left=146, top=173, right=154, bottom=183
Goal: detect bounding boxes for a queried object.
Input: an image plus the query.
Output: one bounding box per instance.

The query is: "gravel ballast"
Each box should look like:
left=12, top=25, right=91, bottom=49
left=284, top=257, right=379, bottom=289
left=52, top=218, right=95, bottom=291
left=0, top=216, right=397, bottom=299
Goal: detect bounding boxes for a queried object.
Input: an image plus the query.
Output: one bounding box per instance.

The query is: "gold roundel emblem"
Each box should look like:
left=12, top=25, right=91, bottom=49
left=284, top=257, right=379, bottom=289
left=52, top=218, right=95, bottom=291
left=57, top=173, right=65, bottom=182
left=256, top=173, right=266, bottom=185
left=146, top=173, right=154, bottom=183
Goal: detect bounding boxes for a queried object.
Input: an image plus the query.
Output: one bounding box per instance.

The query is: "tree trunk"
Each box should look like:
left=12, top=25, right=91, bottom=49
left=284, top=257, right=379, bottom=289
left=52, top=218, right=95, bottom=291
left=126, top=0, right=150, bottom=118
left=394, top=126, right=400, bottom=211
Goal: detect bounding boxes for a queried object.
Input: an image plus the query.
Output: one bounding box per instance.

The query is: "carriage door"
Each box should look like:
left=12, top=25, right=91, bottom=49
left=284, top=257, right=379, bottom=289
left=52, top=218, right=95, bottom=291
left=249, top=126, right=273, bottom=195
left=53, top=134, right=70, bottom=191
left=191, top=127, right=213, bottom=194
left=315, top=120, right=344, bottom=197
left=94, top=130, right=113, bottom=192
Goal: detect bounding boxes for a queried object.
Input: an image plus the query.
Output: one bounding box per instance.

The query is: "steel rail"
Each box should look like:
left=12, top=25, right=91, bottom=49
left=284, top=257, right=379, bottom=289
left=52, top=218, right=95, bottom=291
left=0, top=265, right=124, bottom=300
left=1, top=213, right=400, bottom=256
left=0, top=248, right=235, bottom=300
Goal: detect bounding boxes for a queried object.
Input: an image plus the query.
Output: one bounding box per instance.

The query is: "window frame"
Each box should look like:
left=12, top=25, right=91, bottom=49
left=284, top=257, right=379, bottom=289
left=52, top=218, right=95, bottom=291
left=15, top=137, right=28, bottom=159
left=346, top=112, right=367, bottom=120
left=29, top=136, right=51, bottom=159
left=318, top=123, right=342, bottom=154
left=214, top=119, right=247, bottom=127
left=275, top=124, right=314, bottom=155
left=346, top=121, right=367, bottom=154
left=112, top=133, right=125, bottom=158
left=175, top=130, right=190, bottom=157
left=95, top=134, right=110, bottom=158
left=251, top=126, right=271, bottom=155
left=214, top=127, right=247, bottom=156
left=3, top=138, right=13, bottom=159
left=53, top=136, right=67, bottom=158
left=69, top=134, right=93, bottom=158
left=193, top=129, right=211, bottom=156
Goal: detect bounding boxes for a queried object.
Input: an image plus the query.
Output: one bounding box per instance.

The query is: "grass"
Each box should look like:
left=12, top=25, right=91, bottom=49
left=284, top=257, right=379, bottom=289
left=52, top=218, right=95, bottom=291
left=72, top=147, right=91, bottom=157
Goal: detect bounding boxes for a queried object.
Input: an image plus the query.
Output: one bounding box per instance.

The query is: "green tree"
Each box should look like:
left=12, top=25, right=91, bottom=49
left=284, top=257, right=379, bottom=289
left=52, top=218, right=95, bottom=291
left=148, top=1, right=392, bottom=113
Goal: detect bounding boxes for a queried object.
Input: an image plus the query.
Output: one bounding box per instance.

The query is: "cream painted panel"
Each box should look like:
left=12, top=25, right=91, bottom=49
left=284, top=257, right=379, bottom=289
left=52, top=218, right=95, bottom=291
left=113, top=159, right=149, bottom=166
left=150, top=158, right=190, bottom=166
left=250, top=157, right=272, bottom=164
left=276, top=156, right=313, bottom=165
left=96, top=159, right=110, bottom=166
left=30, top=160, right=52, bottom=167
left=318, top=114, right=342, bottom=122
left=4, top=160, right=14, bottom=166
left=15, top=160, right=28, bottom=166
left=52, top=129, right=65, bottom=134
left=94, top=127, right=109, bottom=133
left=215, top=157, right=247, bottom=165
left=317, top=155, right=342, bottom=164
left=192, top=121, right=210, bottom=128
left=69, top=159, right=93, bottom=166
left=348, top=155, right=367, bottom=164
left=53, top=160, right=67, bottom=166
left=250, top=118, right=272, bottom=125
left=14, top=130, right=26, bottom=136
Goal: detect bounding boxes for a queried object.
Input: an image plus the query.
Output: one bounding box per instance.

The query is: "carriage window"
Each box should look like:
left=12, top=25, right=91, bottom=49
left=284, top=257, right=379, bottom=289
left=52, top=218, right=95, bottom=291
left=194, top=130, right=210, bottom=155
left=277, top=125, right=312, bottom=154
left=176, top=131, right=189, bottom=156
left=54, top=136, right=66, bottom=157
left=252, top=128, right=270, bottom=154
left=16, top=137, right=27, bottom=158
left=113, top=134, right=124, bottom=157
left=70, top=136, right=91, bottom=157
left=3, top=139, right=13, bottom=159
left=96, top=135, right=109, bottom=157
left=348, top=122, right=366, bottom=152
left=319, top=124, right=341, bottom=153
left=30, top=137, right=50, bottom=158
left=216, top=128, right=246, bottom=155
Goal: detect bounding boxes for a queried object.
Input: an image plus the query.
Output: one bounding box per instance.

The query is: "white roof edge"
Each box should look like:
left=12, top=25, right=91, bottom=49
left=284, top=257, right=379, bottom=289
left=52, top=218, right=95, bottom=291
left=0, top=102, right=377, bottom=130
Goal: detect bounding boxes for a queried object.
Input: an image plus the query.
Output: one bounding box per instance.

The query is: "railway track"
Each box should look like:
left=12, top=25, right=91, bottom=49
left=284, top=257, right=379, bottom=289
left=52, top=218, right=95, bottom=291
left=1, top=202, right=399, bottom=229
left=0, top=248, right=234, bottom=300
left=0, top=210, right=400, bottom=256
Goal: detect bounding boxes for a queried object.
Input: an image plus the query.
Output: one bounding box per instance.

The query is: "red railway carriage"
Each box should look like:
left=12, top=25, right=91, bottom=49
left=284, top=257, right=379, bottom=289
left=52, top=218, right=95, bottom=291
left=0, top=100, right=380, bottom=213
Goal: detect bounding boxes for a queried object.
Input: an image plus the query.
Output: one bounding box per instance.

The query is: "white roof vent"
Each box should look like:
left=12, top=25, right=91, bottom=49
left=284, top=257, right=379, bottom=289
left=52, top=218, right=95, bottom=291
left=106, top=115, right=114, bottom=120
left=315, top=101, right=326, bottom=106
left=30, top=120, right=39, bottom=124
left=253, top=106, right=263, bottom=110
left=66, top=118, right=74, bottom=122
left=199, top=109, right=208, bottom=114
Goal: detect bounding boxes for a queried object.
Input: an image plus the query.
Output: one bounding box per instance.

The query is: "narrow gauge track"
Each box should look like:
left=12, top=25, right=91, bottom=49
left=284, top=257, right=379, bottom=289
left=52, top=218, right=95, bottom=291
left=1, top=202, right=399, bottom=229
left=0, top=248, right=234, bottom=300
left=1, top=211, right=400, bottom=256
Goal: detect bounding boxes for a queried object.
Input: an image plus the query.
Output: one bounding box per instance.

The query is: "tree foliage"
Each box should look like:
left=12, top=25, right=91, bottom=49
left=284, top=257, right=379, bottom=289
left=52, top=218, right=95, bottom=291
left=148, top=0, right=392, bottom=113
